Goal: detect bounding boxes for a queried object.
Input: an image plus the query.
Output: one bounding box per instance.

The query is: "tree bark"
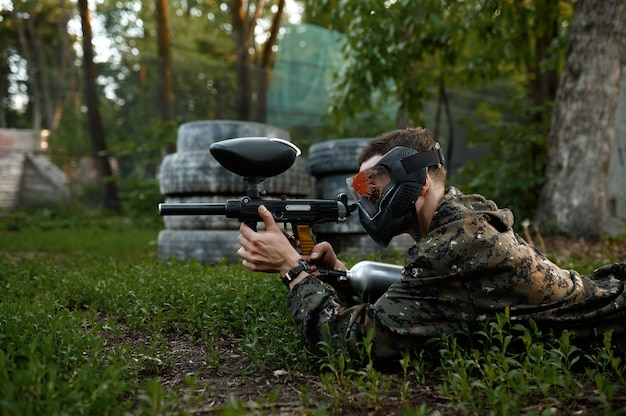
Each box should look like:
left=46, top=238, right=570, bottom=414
left=231, top=0, right=253, bottom=120
left=78, top=0, right=121, bottom=213
left=13, top=12, right=42, bottom=131
left=12, top=1, right=72, bottom=133
left=513, top=0, right=561, bottom=124
left=231, top=0, right=265, bottom=121
left=535, top=0, right=626, bottom=237
left=156, top=0, right=174, bottom=154
left=156, top=0, right=172, bottom=122
left=52, top=5, right=73, bottom=131
left=254, top=0, right=284, bottom=122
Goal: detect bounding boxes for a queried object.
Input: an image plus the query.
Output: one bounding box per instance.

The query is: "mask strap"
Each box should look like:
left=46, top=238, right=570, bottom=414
left=400, top=146, right=446, bottom=173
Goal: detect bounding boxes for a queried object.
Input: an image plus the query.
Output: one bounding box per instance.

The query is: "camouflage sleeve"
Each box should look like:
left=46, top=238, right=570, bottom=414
left=286, top=275, right=368, bottom=355
left=286, top=274, right=427, bottom=359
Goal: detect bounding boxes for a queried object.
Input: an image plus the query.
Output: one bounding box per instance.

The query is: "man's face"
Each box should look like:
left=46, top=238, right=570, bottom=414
left=355, top=153, right=420, bottom=231
left=355, top=155, right=389, bottom=199
left=347, top=154, right=394, bottom=220
left=359, top=154, right=382, bottom=172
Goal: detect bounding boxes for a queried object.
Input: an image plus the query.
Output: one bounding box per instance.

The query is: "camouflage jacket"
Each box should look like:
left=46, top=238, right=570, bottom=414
left=286, top=187, right=626, bottom=359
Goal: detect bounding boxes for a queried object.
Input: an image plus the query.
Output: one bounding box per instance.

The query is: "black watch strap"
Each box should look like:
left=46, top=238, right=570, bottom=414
left=282, top=259, right=310, bottom=288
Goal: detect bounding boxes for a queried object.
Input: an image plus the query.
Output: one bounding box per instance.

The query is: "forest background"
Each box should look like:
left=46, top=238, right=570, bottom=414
left=2, top=2, right=626, bottom=413
left=1, top=0, right=625, bottom=237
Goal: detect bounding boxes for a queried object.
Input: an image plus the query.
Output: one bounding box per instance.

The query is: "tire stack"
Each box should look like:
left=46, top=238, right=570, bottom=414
left=309, top=139, right=414, bottom=257
left=157, top=120, right=313, bottom=264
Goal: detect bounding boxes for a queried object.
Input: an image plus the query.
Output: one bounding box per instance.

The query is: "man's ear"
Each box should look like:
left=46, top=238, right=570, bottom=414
left=419, top=174, right=431, bottom=197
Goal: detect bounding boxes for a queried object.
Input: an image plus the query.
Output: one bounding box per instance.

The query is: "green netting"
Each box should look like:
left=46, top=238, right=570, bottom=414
left=267, top=23, right=344, bottom=127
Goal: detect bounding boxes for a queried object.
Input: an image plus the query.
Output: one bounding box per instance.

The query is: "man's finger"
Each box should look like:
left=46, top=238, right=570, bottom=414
left=257, top=205, right=282, bottom=233
left=309, top=241, right=331, bottom=261
left=238, top=222, right=255, bottom=240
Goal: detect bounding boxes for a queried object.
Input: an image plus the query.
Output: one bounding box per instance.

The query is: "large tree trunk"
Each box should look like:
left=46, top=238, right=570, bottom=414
left=606, top=69, right=626, bottom=233
left=78, top=0, right=121, bottom=213
left=535, top=0, right=626, bottom=237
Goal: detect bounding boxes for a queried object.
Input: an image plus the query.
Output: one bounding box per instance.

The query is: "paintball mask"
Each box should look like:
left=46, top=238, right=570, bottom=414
left=346, top=145, right=445, bottom=246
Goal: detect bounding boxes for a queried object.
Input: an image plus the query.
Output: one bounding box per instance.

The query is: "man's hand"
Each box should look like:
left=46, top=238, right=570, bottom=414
left=237, top=205, right=302, bottom=276
left=305, top=241, right=346, bottom=273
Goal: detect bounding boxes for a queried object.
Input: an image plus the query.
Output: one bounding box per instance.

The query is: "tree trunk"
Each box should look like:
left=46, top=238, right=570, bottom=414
left=13, top=13, right=42, bottom=131
left=0, top=79, right=6, bottom=127
left=156, top=0, right=172, bottom=122
left=231, top=0, right=265, bottom=121
left=156, top=0, right=174, bottom=154
left=26, top=3, right=59, bottom=132
left=514, top=0, right=561, bottom=124
left=13, top=1, right=72, bottom=134
left=78, top=0, right=121, bottom=213
left=254, top=66, right=268, bottom=123
left=532, top=1, right=560, bottom=110
left=231, top=0, right=253, bottom=121
left=254, top=0, right=284, bottom=122
left=535, top=0, right=626, bottom=237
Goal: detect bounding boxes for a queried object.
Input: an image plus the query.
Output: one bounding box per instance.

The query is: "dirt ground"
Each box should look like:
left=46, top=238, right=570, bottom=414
left=106, top=234, right=626, bottom=415
left=537, top=233, right=626, bottom=264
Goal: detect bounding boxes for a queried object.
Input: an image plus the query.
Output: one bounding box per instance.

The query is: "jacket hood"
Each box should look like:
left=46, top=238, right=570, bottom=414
left=430, top=187, right=514, bottom=233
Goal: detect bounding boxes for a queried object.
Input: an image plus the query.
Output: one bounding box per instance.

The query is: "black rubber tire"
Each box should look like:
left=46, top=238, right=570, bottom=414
left=176, top=120, right=291, bottom=152
left=158, top=151, right=313, bottom=197
left=157, top=230, right=413, bottom=265
left=157, top=229, right=241, bottom=264
left=311, top=173, right=361, bottom=233
left=314, top=173, right=352, bottom=199
left=308, top=138, right=371, bottom=176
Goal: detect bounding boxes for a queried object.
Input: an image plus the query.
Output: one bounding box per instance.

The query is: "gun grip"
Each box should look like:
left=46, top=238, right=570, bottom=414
left=295, top=225, right=316, bottom=256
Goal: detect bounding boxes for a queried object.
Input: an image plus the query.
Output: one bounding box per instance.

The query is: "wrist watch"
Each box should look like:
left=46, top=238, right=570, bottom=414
left=282, top=259, right=311, bottom=288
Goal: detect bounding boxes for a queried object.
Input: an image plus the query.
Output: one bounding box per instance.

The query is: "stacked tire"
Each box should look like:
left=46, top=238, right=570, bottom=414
left=309, top=139, right=414, bottom=257
left=157, top=120, right=313, bottom=264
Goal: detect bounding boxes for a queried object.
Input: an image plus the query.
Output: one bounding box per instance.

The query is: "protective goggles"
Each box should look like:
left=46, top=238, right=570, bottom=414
left=345, top=145, right=445, bottom=220
left=346, top=165, right=395, bottom=220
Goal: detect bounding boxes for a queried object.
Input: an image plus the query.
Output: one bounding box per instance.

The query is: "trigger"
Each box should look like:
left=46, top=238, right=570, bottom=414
left=283, top=231, right=297, bottom=250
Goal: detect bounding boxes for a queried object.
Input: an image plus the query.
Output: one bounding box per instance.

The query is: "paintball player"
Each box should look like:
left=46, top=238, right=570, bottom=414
left=236, top=127, right=626, bottom=360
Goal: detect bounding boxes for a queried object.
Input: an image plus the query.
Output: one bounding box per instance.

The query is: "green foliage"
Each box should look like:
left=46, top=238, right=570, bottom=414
left=0, top=208, right=159, bottom=261
left=438, top=311, right=626, bottom=415
left=314, top=308, right=626, bottom=414
left=309, top=0, right=573, bottom=128
left=0, top=211, right=625, bottom=414
left=0, top=212, right=312, bottom=414
left=117, top=175, right=163, bottom=221
left=110, top=118, right=176, bottom=219
left=6, top=0, right=240, bottom=186
left=98, top=0, right=238, bottom=125
left=454, top=92, right=550, bottom=223
left=2, top=0, right=79, bottom=129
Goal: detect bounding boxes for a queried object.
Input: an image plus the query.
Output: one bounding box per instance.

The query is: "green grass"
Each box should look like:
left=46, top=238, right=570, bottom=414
left=0, top=209, right=625, bottom=415
left=0, top=210, right=313, bottom=415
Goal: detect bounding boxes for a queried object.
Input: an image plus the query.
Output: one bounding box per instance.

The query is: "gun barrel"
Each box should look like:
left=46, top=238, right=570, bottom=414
left=158, top=202, right=227, bottom=216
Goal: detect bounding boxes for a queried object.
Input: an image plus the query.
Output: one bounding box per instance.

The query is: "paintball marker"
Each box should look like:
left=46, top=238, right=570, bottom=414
left=158, top=137, right=357, bottom=255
